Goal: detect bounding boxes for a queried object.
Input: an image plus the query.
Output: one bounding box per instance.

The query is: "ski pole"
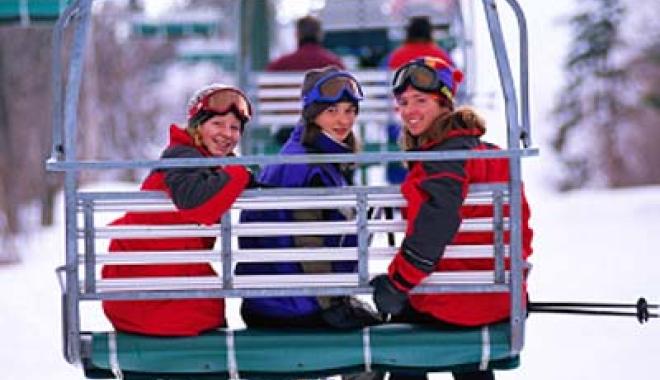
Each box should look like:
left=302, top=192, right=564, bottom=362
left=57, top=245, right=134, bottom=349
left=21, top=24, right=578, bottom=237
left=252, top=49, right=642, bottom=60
left=528, top=297, right=658, bottom=324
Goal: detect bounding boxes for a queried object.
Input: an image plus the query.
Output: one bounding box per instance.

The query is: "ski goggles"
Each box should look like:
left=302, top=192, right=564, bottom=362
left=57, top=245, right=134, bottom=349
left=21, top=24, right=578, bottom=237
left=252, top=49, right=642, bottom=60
left=188, top=88, right=252, bottom=123
left=302, top=72, right=364, bottom=107
left=392, top=60, right=456, bottom=102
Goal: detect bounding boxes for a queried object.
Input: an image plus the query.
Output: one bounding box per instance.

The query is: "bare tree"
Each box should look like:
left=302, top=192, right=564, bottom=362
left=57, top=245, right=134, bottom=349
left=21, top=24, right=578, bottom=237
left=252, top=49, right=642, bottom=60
left=71, top=4, right=176, bottom=182
left=0, top=25, right=55, bottom=261
left=0, top=3, right=174, bottom=261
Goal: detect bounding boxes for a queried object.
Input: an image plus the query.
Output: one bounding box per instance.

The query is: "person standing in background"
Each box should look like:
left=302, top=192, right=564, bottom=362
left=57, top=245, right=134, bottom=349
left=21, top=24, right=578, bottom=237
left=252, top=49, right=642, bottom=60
left=387, top=15, right=453, bottom=70
left=267, top=15, right=345, bottom=71
left=267, top=15, right=347, bottom=146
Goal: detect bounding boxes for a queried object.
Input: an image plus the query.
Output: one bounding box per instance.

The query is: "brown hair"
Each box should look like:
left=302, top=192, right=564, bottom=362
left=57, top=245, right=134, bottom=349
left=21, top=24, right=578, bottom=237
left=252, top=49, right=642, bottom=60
left=400, top=106, right=486, bottom=151
left=302, top=120, right=360, bottom=153
left=406, top=16, right=433, bottom=43
left=186, top=110, right=216, bottom=147
left=187, top=127, right=203, bottom=147
left=297, top=16, right=322, bottom=46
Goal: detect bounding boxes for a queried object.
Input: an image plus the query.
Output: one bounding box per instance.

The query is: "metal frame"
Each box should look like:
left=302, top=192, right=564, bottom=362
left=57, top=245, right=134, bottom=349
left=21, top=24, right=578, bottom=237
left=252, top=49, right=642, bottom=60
left=48, top=0, right=536, bottom=366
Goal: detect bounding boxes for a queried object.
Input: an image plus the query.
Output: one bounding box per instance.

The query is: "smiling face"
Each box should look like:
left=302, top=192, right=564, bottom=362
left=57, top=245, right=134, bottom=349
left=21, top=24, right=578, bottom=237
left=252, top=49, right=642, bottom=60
left=197, top=113, right=242, bottom=156
left=313, top=101, right=358, bottom=142
left=395, top=86, right=450, bottom=137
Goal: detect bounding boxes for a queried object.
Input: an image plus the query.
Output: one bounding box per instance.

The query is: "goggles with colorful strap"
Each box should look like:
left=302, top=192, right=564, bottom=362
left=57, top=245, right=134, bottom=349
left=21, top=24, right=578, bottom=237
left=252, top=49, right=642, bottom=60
left=302, top=72, right=364, bottom=107
left=392, top=59, right=458, bottom=102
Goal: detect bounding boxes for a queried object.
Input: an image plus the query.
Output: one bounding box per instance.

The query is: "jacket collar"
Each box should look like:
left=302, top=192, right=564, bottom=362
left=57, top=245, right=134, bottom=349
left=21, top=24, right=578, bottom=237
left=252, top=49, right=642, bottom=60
left=285, top=124, right=352, bottom=155
left=168, top=124, right=213, bottom=157
left=416, top=127, right=483, bottom=151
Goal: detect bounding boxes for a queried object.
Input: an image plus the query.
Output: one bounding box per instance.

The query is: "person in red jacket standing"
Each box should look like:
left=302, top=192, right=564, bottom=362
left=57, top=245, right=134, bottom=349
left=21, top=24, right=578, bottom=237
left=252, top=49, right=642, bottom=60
left=387, top=16, right=453, bottom=71
left=370, top=57, right=533, bottom=380
left=102, top=84, right=255, bottom=336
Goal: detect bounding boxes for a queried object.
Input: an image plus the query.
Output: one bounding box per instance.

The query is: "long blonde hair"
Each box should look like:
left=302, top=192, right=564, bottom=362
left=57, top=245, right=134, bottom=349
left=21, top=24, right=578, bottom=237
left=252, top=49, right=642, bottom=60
left=400, top=106, right=486, bottom=151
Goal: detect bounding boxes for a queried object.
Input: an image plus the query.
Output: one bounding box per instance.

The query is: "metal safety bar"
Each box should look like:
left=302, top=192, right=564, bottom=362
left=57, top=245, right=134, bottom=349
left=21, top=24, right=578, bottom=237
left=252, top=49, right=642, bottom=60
left=82, top=245, right=509, bottom=265
left=78, top=189, right=504, bottom=212
left=80, top=218, right=507, bottom=239
left=475, top=0, right=536, bottom=354
left=90, top=272, right=512, bottom=293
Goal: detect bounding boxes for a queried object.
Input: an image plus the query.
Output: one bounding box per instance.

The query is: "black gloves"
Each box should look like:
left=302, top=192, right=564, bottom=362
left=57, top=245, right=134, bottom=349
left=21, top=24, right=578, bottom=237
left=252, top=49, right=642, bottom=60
left=370, top=274, right=408, bottom=316
left=321, top=296, right=383, bottom=329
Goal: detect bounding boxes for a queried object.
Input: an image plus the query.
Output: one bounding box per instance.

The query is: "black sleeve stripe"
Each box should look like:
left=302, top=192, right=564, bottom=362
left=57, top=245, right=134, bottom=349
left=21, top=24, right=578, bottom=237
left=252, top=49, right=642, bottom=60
left=392, top=271, right=416, bottom=291
left=401, top=244, right=436, bottom=273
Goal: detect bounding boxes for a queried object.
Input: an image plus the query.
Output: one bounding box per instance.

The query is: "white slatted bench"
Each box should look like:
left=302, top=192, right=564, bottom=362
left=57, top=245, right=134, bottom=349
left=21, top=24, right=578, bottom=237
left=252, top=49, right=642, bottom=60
left=74, top=184, right=512, bottom=299
left=248, top=70, right=397, bottom=155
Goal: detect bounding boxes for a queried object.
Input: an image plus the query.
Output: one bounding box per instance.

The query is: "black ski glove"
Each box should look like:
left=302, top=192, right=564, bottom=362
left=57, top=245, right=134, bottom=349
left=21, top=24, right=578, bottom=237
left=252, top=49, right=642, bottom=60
left=370, top=274, right=408, bottom=316
left=321, top=297, right=383, bottom=329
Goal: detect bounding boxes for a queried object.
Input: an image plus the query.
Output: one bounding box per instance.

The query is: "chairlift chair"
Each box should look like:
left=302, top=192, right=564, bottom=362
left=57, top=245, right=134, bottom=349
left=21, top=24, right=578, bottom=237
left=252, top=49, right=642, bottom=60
left=47, top=0, right=537, bottom=378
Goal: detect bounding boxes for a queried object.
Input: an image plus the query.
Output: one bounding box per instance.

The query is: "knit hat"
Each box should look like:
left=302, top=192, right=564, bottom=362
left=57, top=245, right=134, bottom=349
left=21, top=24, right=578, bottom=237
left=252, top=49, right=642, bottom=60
left=301, top=66, right=361, bottom=122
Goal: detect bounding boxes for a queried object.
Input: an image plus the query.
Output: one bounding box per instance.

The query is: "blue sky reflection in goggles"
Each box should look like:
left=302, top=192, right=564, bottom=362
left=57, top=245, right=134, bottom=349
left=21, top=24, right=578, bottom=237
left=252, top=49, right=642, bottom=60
left=302, top=72, right=364, bottom=107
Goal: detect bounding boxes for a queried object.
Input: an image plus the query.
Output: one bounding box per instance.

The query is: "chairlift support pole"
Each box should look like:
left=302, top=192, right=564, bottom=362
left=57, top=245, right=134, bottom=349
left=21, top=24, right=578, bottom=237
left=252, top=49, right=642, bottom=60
left=237, top=0, right=272, bottom=155
left=481, top=0, right=530, bottom=354
left=54, top=0, right=94, bottom=364
left=503, top=0, right=532, bottom=148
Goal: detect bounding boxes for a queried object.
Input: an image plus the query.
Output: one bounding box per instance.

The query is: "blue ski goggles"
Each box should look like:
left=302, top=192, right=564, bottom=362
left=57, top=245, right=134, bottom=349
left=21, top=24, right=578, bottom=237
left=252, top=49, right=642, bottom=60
left=302, top=72, right=364, bottom=107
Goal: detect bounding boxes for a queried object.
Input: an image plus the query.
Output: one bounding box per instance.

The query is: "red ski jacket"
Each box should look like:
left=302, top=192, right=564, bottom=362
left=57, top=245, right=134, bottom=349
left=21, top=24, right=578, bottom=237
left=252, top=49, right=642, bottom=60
left=102, top=125, right=250, bottom=336
left=388, top=128, right=533, bottom=326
